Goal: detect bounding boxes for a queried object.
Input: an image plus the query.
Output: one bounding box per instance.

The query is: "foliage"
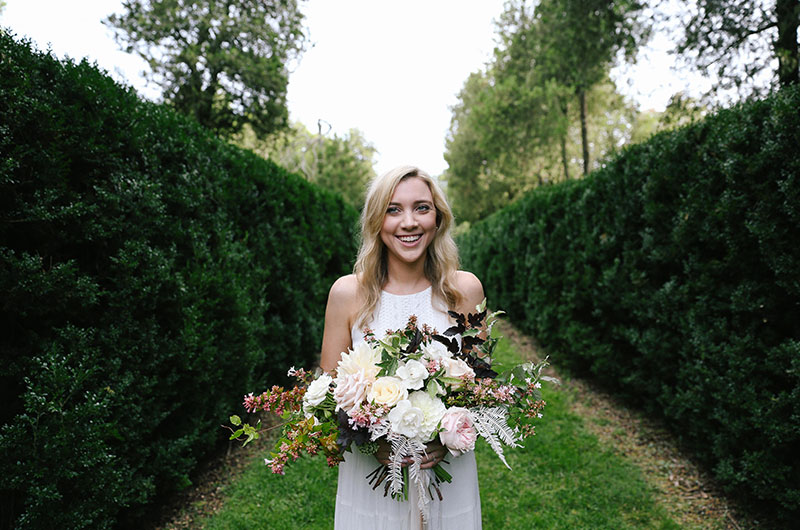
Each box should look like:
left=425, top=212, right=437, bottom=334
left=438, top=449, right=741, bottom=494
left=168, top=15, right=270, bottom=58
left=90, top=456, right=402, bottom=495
left=444, top=0, right=650, bottom=224
left=235, top=122, right=376, bottom=209
left=672, top=0, right=800, bottom=96
left=0, top=33, right=358, bottom=529
left=505, top=0, right=649, bottom=174
left=459, top=85, right=800, bottom=526
left=445, top=74, right=640, bottom=225
left=105, top=0, right=307, bottom=137
left=628, top=92, right=709, bottom=144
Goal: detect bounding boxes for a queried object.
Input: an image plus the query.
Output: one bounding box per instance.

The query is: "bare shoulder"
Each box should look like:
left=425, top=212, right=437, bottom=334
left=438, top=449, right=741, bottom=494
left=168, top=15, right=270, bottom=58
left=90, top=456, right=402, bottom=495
left=455, top=270, right=485, bottom=313
left=320, top=274, right=361, bottom=372
left=328, top=273, right=360, bottom=303
left=327, top=274, right=362, bottom=327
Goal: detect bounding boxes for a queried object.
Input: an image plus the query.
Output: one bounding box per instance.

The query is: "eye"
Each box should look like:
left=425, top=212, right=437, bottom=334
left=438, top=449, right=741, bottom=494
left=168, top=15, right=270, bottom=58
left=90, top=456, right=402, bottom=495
left=416, top=204, right=432, bottom=212
left=386, top=206, right=400, bottom=214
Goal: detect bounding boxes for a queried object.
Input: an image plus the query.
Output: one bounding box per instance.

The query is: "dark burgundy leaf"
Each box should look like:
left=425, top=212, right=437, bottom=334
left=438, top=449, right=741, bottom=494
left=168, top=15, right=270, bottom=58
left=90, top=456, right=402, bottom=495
left=470, top=357, right=497, bottom=379
left=468, top=309, right=486, bottom=328
left=337, top=409, right=369, bottom=450
left=432, top=334, right=460, bottom=354
left=402, top=328, right=423, bottom=354
left=443, top=325, right=462, bottom=337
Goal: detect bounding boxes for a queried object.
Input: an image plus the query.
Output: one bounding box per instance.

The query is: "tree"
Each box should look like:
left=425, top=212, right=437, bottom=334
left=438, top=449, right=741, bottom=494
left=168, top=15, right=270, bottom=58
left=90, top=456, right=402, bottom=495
left=105, top=0, right=306, bottom=137
left=236, top=121, right=376, bottom=209
left=444, top=70, right=571, bottom=224
left=444, top=71, right=640, bottom=224
left=531, top=0, right=649, bottom=174
left=674, top=0, right=799, bottom=96
left=444, top=0, right=650, bottom=224
left=628, top=91, right=709, bottom=143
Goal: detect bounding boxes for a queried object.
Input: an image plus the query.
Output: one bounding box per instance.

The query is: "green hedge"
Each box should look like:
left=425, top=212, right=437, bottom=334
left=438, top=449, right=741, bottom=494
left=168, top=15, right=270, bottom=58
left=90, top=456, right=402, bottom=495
left=459, top=86, right=800, bottom=525
left=0, top=32, right=358, bottom=529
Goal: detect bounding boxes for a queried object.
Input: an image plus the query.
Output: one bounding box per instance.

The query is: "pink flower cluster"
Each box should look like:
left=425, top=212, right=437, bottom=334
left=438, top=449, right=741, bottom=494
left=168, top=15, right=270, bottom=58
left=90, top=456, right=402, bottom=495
left=426, top=359, right=441, bottom=374
left=453, top=378, right=518, bottom=406
left=266, top=416, right=341, bottom=475
left=347, top=402, right=390, bottom=429
left=243, top=384, right=305, bottom=416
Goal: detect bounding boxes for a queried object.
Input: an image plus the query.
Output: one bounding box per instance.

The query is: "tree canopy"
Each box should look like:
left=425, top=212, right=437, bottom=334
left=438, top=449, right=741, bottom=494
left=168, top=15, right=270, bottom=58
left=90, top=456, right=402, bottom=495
left=236, top=121, right=376, bottom=209
left=444, top=0, right=650, bottom=224
left=105, top=0, right=307, bottom=137
left=674, top=0, right=799, bottom=96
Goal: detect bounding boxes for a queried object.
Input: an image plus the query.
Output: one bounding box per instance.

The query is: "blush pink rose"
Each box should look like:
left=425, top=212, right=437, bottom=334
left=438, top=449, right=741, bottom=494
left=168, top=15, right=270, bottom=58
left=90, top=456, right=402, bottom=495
left=439, top=407, right=478, bottom=456
left=333, top=370, right=370, bottom=412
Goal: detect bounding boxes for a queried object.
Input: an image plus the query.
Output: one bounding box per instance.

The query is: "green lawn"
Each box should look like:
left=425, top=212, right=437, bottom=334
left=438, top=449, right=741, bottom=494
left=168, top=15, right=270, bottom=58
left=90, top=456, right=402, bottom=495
left=198, top=339, right=680, bottom=529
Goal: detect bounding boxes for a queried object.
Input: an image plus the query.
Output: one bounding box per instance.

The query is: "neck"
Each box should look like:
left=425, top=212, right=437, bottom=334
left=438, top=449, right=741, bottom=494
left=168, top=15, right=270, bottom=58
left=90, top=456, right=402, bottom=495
left=383, top=255, right=429, bottom=294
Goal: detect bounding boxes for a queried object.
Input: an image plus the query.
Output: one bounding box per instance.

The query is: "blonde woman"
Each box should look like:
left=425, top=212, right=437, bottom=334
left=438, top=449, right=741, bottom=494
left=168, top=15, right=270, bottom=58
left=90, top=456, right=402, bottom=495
left=320, top=165, right=484, bottom=529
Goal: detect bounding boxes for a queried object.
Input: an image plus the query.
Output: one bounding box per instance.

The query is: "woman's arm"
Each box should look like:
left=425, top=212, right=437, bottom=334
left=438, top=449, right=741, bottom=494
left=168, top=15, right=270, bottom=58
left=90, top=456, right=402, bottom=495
left=319, top=275, right=359, bottom=374
left=455, top=270, right=486, bottom=318
left=454, top=270, right=487, bottom=356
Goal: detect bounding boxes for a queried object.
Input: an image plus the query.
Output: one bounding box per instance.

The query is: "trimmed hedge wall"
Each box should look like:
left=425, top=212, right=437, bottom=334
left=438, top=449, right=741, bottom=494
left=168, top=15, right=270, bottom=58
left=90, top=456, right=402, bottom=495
left=0, top=33, right=358, bottom=529
left=459, top=86, right=800, bottom=525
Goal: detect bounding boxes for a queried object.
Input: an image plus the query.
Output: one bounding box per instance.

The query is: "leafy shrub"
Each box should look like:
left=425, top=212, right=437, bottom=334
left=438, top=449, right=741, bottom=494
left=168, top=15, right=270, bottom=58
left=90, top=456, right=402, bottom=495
left=459, top=85, right=800, bottom=525
left=0, top=32, right=358, bottom=529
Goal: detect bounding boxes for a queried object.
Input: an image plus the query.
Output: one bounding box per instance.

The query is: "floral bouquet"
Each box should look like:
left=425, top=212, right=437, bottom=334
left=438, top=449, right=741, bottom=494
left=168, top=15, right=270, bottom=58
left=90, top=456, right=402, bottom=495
left=228, top=300, right=555, bottom=520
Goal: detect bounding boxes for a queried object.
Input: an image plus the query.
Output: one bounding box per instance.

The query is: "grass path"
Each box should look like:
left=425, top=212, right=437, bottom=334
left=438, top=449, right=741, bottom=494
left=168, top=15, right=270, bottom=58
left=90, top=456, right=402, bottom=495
left=155, top=322, right=749, bottom=529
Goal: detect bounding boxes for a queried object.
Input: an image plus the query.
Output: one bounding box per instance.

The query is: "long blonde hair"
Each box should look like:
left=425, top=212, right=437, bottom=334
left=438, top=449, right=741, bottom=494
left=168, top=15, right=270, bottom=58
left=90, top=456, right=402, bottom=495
left=353, top=165, right=463, bottom=328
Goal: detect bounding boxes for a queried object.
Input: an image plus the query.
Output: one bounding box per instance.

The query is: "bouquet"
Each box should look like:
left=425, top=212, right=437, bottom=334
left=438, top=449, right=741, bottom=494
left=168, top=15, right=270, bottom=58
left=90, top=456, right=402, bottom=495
left=228, top=300, right=555, bottom=520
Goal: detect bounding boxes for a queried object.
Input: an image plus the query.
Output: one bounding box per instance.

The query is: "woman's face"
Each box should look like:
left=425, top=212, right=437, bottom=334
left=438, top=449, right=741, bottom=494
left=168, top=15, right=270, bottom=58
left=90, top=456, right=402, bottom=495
left=380, top=177, right=438, bottom=267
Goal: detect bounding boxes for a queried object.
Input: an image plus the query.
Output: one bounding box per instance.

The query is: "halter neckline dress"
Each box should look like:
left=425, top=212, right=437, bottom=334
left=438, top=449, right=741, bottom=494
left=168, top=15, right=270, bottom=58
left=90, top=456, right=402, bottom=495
left=334, top=286, right=482, bottom=530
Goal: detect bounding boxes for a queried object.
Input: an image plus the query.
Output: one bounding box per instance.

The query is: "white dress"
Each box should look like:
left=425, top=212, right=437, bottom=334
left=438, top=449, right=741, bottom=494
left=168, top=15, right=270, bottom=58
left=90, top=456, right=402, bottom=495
left=334, top=287, right=482, bottom=530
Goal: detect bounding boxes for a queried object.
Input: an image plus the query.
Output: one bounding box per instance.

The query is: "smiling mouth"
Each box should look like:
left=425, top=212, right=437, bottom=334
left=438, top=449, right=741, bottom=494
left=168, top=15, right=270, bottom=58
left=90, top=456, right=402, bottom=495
left=397, top=234, right=422, bottom=243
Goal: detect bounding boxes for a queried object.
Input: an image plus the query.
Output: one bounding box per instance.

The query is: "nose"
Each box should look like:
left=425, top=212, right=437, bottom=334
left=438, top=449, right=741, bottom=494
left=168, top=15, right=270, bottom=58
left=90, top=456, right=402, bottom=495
left=400, top=209, right=418, bottom=229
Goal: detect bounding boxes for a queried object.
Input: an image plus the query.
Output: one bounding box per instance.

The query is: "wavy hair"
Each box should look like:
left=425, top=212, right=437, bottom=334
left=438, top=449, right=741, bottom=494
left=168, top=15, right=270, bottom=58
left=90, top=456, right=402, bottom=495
left=353, top=165, right=463, bottom=328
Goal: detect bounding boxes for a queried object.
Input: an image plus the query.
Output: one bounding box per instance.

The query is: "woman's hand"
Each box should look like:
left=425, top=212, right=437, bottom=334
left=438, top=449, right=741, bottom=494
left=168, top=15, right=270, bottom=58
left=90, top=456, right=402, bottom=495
left=373, top=438, right=392, bottom=466
left=374, top=438, right=448, bottom=469
left=420, top=439, right=447, bottom=469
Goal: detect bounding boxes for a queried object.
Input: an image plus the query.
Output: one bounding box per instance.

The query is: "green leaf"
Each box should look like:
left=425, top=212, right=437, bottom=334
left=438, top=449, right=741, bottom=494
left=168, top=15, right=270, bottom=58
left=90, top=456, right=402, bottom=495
left=230, top=415, right=242, bottom=426
left=477, top=298, right=487, bottom=312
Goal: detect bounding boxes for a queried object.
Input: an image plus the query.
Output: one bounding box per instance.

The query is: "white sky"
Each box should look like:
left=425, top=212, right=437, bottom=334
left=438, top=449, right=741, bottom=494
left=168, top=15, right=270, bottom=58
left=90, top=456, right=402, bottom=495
left=2, top=0, right=707, bottom=176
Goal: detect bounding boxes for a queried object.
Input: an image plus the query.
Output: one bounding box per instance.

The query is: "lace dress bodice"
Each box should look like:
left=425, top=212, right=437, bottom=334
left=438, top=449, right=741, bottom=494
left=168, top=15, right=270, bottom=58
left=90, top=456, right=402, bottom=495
left=350, top=286, right=452, bottom=346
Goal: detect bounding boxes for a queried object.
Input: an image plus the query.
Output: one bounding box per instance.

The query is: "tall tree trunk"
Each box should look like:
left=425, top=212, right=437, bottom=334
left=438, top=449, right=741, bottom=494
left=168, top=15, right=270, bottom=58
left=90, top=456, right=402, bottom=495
left=578, top=88, right=589, bottom=175
left=559, top=98, right=570, bottom=180
left=776, top=0, right=800, bottom=86
left=560, top=134, right=570, bottom=181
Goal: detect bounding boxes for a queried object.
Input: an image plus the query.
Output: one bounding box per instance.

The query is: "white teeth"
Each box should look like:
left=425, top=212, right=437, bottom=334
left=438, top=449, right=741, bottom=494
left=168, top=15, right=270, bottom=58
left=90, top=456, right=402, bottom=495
left=398, top=235, right=422, bottom=242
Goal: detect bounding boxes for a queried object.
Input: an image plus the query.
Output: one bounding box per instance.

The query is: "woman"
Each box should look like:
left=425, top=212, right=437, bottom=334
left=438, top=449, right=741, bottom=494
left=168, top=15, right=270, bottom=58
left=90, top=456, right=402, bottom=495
left=320, top=165, right=484, bottom=529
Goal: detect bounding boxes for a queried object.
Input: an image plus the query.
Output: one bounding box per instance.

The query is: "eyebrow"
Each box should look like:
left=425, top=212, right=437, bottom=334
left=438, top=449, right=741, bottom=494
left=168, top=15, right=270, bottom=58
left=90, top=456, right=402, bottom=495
left=387, top=200, right=433, bottom=206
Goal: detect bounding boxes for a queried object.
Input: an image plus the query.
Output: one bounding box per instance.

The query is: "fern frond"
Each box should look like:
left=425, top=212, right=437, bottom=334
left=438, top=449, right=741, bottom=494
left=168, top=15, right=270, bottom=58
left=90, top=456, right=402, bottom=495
left=470, top=407, right=521, bottom=469
left=404, top=438, right=431, bottom=522
left=388, top=433, right=410, bottom=495
left=474, top=406, right=521, bottom=447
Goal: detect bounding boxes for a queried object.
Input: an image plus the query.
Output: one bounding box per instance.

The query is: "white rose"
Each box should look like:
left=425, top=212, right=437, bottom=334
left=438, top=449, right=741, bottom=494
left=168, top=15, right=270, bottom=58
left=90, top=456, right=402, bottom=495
left=337, top=342, right=381, bottom=381
left=443, top=357, right=474, bottom=379
left=387, top=399, right=425, bottom=439
left=368, top=376, right=408, bottom=407
left=395, top=359, right=428, bottom=390
left=303, top=373, right=332, bottom=412
left=441, top=357, right=475, bottom=388
left=333, top=370, right=370, bottom=412
left=421, top=341, right=448, bottom=362
left=408, top=391, right=446, bottom=441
